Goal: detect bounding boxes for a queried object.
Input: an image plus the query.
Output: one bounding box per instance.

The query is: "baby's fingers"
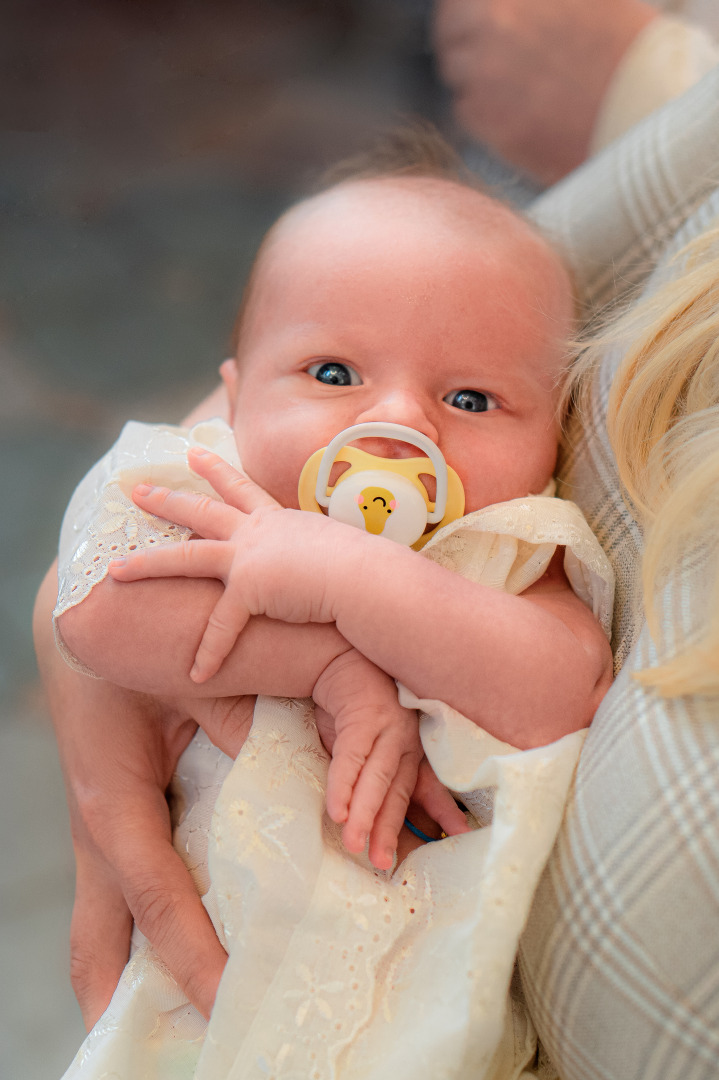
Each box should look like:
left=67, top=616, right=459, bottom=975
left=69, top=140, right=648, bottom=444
left=132, top=483, right=240, bottom=539
left=325, top=741, right=367, bottom=831
left=340, top=734, right=411, bottom=865
left=188, top=448, right=280, bottom=513
left=367, top=748, right=420, bottom=870
left=108, top=538, right=232, bottom=583
left=190, top=590, right=251, bottom=683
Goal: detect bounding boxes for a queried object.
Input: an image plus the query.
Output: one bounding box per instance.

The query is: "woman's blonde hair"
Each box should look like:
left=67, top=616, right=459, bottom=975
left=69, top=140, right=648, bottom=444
left=568, top=224, right=719, bottom=696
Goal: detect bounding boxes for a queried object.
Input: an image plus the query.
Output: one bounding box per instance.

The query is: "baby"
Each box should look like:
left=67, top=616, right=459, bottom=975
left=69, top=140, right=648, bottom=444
left=55, top=148, right=614, bottom=1078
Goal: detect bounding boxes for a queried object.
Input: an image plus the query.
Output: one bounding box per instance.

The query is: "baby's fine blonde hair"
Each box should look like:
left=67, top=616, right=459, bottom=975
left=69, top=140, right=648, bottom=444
left=569, top=224, right=719, bottom=697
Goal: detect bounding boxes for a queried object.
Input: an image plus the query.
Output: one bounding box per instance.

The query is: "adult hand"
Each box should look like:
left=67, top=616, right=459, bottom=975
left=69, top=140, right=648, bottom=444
left=33, top=567, right=254, bottom=1027
left=433, top=0, right=657, bottom=183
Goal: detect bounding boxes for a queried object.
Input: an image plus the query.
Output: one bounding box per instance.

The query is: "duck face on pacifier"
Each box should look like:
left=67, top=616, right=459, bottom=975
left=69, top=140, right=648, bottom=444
left=298, top=423, right=465, bottom=550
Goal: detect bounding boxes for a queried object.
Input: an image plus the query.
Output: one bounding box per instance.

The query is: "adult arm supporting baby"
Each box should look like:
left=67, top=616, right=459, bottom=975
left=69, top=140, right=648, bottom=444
left=34, top=567, right=236, bottom=1027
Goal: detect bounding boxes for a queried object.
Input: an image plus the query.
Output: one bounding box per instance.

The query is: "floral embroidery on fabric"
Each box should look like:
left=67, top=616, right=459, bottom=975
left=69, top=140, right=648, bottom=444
left=277, top=697, right=316, bottom=730
left=327, top=880, right=379, bottom=932
left=220, top=799, right=298, bottom=864
left=239, top=727, right=327, bottom=794
left=53, top=419, right=243, bottom=674
left=63, top=481, right=190, bottom=613
left=284, top=964, right=346, bottom=1027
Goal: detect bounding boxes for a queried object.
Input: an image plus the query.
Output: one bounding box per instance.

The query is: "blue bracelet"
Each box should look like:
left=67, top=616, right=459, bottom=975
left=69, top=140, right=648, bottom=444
left=404, top=817, right=445, bottom=843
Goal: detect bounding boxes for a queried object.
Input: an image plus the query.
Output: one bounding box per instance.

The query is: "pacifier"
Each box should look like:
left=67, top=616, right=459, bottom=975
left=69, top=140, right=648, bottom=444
left=297, top=423, right=464, bottom=550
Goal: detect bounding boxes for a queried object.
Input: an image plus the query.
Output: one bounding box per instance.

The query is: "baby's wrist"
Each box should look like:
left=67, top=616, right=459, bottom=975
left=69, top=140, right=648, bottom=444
left=311, top=642, right=359, bottom=715
left=318, top=519, right=389, bottom=622
left=278, top=512, right=376, bottom=625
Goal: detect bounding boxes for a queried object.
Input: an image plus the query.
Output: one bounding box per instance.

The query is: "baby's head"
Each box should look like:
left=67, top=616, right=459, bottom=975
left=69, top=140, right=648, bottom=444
left=221, top=136, right=574, bottom=515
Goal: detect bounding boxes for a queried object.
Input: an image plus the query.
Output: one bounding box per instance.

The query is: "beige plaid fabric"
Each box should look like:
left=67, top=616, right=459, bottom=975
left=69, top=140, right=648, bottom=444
left=520, top=69, right=719, bottom=1080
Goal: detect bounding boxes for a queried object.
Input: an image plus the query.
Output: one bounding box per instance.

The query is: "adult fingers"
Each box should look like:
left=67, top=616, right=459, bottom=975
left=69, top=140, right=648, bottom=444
left=99, top=790, right=227, bottom=1019
left=432, top=0, right=488, bottom=72
left=126, top=853, right=227, bottom=1019
left=188, top=448, right=281, bottom=512
left=188, top=694, right=257, bottom=759
left=413, top=758, right=471, bottom=837
left=131, top=484, right=240, bottom=539
left=70, top=849, right=132, bottom=1029
left=108, top=538, right=232, bottom=583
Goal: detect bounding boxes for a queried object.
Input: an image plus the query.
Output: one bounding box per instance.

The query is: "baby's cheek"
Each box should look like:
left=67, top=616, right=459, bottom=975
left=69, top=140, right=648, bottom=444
left=238, top=447, right=301, bottom=509
left=236, top=415, right=331, bottom=510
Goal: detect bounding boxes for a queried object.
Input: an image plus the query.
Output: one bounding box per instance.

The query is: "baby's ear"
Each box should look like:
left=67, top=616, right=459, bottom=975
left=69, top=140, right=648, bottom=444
left=220, top=358, right=240, bottom=422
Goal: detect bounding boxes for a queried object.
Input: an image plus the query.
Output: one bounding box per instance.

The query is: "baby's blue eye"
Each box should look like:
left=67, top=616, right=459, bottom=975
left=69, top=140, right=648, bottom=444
left=444, top=389, right=498, bottom=412
left=307, top=361, right=361, bottom=386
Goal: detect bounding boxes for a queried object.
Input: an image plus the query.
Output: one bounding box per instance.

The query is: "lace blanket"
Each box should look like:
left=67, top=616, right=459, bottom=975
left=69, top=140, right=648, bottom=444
left=57, top=419, right=614, bottom=1080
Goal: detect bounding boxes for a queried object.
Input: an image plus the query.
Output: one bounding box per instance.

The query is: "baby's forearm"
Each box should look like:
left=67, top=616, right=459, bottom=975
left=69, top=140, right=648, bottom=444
left=75, top=527, right=612, bottom=747
left=87, top=528, right=607, bottom=747
left=57, top=576, right=353, bottom=699
left=319, top=534, right=613, bottom=748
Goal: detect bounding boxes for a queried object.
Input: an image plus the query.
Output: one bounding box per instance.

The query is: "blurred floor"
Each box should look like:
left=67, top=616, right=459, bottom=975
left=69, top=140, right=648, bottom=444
left=1, top=2, right=450, bottom=1076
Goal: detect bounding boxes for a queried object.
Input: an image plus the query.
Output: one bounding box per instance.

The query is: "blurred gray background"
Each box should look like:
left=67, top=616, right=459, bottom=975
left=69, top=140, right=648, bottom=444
left=0, top=1, right=457, bottom=1075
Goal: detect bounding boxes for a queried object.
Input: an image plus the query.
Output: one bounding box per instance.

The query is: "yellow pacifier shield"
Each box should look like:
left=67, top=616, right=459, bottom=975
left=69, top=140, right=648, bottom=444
left=298, top=444, right=464, bottom=550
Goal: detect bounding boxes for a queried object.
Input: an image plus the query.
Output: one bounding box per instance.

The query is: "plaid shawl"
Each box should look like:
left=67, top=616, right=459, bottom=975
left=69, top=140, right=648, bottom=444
left=520, top=69, right=719, bottom=1080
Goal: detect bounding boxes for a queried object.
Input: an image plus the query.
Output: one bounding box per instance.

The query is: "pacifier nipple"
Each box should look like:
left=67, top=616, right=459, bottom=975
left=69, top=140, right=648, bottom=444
left=297, top=423, right=465, bottom=550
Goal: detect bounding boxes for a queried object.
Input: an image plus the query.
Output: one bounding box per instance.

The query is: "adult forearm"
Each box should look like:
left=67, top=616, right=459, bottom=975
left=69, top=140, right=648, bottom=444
left=34, top=566, right=229, bottom=1021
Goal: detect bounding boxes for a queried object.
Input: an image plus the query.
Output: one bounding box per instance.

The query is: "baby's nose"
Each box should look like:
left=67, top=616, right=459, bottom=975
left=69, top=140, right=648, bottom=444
left=355, top=391, right=439, bottom=446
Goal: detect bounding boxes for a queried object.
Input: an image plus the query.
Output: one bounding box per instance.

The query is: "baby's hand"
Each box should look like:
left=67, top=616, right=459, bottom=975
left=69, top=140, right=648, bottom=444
left=314, top=652, right=471, bottom=869
left=108, top=449, right=336, bottom=683
left=313, top=648, right=423, bottom=870
left=186, top=448, right=282, bottom=681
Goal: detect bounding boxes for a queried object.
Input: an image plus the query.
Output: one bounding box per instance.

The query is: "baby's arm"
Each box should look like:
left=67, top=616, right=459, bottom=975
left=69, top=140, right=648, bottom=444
left=57, top=449, right=461, bottom=868
left=58, top=576, right=352, bottom=699
left=108, top=456, right=614, bottom=748
left=58, top=577, right=461, bottom=868
left=164, top=450, right=454, bottom=866
left=56, top=484, right=463, bottom=870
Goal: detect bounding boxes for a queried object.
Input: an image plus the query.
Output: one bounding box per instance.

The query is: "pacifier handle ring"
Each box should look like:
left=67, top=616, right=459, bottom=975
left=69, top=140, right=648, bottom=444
left=314, top=422, right=449, bottom=523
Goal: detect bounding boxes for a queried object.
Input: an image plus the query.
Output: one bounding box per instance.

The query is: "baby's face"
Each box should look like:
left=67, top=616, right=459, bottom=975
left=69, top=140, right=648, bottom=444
left=225, top=178, right=573, bottom=514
